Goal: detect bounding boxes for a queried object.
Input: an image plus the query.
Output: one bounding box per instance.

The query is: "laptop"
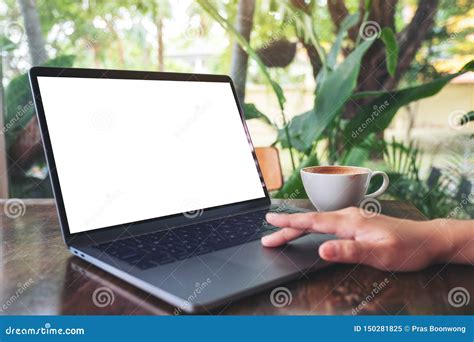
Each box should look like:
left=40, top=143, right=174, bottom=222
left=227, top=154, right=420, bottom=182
left=29, top=67, right=333, bottom=313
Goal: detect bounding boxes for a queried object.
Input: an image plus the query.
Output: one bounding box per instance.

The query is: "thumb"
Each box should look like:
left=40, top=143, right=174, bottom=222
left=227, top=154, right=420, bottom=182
left=319, top=240, right=373, bottom=264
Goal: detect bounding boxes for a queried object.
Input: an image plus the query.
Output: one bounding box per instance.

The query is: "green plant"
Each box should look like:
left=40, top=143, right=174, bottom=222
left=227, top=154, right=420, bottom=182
left=383, top=138, right=472, bottom=219
left=198, top=1, right=474, bottom=204
left=4, top=55, right=75, bottom=198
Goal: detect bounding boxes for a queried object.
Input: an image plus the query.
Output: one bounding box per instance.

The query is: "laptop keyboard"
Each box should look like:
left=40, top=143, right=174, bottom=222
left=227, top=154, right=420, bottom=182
left=91, top=207, right=298, bottom=270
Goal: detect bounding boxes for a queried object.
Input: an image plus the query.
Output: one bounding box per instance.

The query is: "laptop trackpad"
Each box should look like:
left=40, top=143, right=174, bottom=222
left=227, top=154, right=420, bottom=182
left=212, top=233, right=334, bottom=285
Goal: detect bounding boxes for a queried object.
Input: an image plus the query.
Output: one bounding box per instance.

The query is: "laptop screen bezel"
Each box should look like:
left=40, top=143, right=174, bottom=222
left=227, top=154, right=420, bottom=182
left=28, top=67, right=271, bottom=246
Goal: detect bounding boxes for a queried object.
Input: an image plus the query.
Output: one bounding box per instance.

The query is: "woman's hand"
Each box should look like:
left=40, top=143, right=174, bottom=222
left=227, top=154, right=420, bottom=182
left=262, top=207, right=473, bottom=271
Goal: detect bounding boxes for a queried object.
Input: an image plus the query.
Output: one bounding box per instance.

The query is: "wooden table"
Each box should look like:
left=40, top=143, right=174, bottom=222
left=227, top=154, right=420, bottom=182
left=1, top=199, right=472, bottom=315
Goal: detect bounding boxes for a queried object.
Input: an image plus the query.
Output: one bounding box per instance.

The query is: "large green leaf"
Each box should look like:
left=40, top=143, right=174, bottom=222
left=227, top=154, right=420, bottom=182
left=277, top=109, right=315, bottom=152
left=327, top=13, right=360, bottom=69
left=285, top=3, right=327, bottom=65
left=380, top=27, right=398, bottom=76
left=350, top=90, right=389, bottom=100
left=299, top=39, right=374, bottom=148
left=278, top=37, right=374, bottom=153
left=242, top=103, right=272, bottom=125
left=344, top=61, right=474, bottom=145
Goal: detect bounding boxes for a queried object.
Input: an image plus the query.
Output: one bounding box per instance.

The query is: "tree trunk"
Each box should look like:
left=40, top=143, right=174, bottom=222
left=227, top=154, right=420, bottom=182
left=387, top=0, right=439, bottom=88
left=230, top=0, right=256, bottom=104
left=9, top=0, right=48, bottom=171
left=328, top=0, right=439, bottom=120
left=17, top=0, right=47, bottom=65
left=157, top=16, right=164, bottom=71
left=300, top=40, right=323, bottom=81
left=0, top=56, right=9, bottom=197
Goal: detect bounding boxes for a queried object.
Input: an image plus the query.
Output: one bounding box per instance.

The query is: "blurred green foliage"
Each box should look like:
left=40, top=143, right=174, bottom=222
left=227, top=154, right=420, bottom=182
left=200, top=1, right=473, bottom=220
left=4, top=55, right=75, bottom=148
left=0, top=0, right=472, bottom=217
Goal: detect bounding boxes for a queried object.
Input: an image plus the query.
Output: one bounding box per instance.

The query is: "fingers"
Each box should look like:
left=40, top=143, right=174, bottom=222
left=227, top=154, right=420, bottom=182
left=318, top=240, right=373, bottom=264
left=262, top=208, right=363, bottom=248
left=265, top=212, right=342, bottom=235
left=261, top=228, right=306, bottom=247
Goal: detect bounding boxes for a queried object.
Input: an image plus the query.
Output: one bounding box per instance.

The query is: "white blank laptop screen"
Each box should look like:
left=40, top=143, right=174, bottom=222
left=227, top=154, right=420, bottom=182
left=37, top=76, right=265, bottom=234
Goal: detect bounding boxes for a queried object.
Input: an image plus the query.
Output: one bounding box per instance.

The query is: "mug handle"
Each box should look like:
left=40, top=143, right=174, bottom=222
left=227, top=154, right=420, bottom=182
left=365, top=171, right=389, bottom=198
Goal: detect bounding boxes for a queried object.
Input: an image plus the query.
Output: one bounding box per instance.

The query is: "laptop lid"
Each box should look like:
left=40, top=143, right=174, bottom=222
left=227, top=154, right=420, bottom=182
left=29, top=67, right=270, bottom=246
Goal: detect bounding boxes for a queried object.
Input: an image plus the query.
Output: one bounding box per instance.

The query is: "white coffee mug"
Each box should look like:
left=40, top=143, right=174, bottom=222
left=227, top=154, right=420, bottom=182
left=300, top=165, right=389, bottom=212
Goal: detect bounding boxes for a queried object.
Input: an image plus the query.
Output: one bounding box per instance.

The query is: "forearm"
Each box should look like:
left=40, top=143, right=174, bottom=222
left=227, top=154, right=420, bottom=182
left=431, top=219, right=474, bottom=264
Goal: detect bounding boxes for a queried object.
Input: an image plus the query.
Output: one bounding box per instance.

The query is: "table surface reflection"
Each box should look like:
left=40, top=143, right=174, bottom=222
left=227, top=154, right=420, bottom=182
left=1, top=199, right=472, bottom=315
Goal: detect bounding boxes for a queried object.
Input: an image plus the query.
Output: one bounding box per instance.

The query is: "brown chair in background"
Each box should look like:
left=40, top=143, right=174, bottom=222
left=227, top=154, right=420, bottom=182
left=255, top=147, right=283, bottom=191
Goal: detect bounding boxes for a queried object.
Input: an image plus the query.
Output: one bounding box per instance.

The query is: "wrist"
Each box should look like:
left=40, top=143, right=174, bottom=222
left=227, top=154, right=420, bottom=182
left=429, top=219, right=456, bottom=263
